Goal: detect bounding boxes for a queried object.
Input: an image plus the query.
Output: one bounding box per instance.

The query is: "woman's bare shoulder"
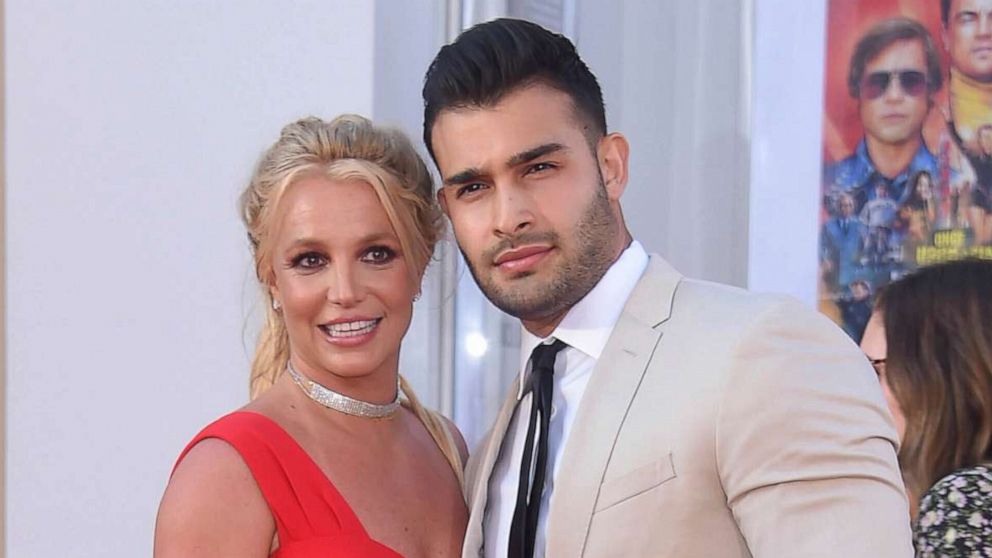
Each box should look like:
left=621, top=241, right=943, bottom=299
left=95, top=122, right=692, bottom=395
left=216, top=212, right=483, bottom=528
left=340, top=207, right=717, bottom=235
left=154, top=438, right=274, bottom=558
left=438, top=414, right=469, bottom=466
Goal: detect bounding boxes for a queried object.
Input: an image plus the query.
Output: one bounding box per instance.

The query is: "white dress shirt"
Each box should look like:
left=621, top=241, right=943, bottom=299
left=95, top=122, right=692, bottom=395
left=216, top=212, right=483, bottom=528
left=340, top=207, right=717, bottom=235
left=483, top=241, right=649, bottom=558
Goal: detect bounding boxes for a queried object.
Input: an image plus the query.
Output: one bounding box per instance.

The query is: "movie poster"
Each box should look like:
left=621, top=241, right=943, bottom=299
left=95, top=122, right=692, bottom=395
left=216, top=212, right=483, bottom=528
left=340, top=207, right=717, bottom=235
left=820, top=0, right=992, bottom=342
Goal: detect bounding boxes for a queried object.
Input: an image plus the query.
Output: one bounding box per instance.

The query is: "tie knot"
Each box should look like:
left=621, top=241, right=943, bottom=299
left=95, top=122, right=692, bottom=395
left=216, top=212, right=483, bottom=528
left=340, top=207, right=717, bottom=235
left=530, top=338, right=567, bottom=375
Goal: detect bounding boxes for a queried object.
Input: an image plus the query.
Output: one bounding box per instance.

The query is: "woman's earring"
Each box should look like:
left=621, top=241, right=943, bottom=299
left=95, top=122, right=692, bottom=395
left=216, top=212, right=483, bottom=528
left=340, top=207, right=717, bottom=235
left=272, top=299, right=281, bottom=311
left=413, top=292, right=421, bottom=302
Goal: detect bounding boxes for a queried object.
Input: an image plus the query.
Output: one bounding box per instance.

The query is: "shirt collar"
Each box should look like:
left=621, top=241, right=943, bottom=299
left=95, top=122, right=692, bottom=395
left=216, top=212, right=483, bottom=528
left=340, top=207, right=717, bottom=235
left=516, top=240, right=649, bottom=399
left=855, top=138, right=934, bottom=184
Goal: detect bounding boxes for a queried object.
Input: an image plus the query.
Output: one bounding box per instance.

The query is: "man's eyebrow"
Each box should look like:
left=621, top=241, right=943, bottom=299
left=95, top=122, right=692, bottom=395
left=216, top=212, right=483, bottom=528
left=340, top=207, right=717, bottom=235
left=507, top=142, right=567, bottom=167
left=442, top=142, right=567, bottom=186
left=443, top=167, right=484, bottom=186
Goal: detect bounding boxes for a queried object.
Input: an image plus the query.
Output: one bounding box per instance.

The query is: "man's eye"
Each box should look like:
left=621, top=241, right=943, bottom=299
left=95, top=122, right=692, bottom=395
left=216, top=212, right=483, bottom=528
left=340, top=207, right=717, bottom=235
left=456, top=183, right=486, bottom=198
left=527, top=162, right=556, bottom=174
left=362, top=246, right=396, bottom=264
left=291, top=252, right=326, bottom=269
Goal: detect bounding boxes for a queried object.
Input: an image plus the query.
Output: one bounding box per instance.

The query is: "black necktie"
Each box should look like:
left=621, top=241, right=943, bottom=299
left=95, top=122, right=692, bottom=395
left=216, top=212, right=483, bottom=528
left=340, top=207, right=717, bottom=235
left=508, top=339, right=567, bottom=558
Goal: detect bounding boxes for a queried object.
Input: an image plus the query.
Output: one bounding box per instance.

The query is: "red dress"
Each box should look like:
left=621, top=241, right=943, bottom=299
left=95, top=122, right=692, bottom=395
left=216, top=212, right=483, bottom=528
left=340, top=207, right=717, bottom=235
left=174, top=411, right=404, bottom=557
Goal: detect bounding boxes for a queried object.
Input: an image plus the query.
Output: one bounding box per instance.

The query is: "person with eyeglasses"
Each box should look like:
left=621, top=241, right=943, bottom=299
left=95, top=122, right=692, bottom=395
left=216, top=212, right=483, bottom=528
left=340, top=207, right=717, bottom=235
left=860, top=257, right=992, bottom=556
left=825, top=18, right=943, bottom=215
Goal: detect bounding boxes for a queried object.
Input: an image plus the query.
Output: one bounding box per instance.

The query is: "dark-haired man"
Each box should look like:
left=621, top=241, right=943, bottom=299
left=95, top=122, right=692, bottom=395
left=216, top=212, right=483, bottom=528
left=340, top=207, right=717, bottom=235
left=943, top=0, right=992, bottom=243
left=424, top=18, right=913, bottom=558
left=825, top=18, right=943, bottom=209
left=942, top=0, right=992, bottom=85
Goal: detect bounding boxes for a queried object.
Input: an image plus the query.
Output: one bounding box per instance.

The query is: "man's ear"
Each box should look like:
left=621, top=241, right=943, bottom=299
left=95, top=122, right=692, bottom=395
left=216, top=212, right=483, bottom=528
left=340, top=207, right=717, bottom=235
left=598, top=132, right=630, bottom=201
left=437, top=188, right=450, bottom=216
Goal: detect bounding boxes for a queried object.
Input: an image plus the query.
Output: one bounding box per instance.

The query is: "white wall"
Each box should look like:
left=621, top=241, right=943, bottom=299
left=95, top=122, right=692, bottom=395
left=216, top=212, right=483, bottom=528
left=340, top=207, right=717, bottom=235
left=748, top=0, right=825, bottom=304
left=576, top=0, right=751, bottom=286
left=575, top=0, right=825, bottom=300
left=5, top=2, right=377, bottom=556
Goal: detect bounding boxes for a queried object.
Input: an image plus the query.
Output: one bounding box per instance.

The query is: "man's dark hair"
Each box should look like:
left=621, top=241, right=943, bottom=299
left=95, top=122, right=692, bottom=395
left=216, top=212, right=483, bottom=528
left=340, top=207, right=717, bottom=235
left=422, top=18, right=606, bottom=161
left=847, top=18, right=944, bottom=99
left=941, top=0, right=951, bottom=26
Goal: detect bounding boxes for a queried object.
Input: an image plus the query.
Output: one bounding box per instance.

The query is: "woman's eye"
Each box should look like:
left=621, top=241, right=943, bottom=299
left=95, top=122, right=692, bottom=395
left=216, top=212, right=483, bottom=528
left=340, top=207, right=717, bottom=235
left=291, top=252, right=326, bottom=270
left=363, top=246, right=396, bottom=264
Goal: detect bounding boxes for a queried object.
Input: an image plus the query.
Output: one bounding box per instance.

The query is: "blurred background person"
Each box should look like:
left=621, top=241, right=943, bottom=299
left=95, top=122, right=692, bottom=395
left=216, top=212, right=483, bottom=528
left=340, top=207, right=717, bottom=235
left=861, top=181, right=901, bottom=283
left=948, top=120, right=992, bottom=244
left=901, top=170, right=938, bottom=244
left=823, top=17, right=945, bottom=342
left=154, top=115, right=467, bottom=558
left=825, top=18, right=944, bottom=211
left=942, top=0, right=992, bottom=140
left=821, top=192, right=867, bottom=293
left=834, top=278, right=874, bottom=341
left=861, top=258, right=992, bottom=556
left=942, top=0, right=992, bottom=244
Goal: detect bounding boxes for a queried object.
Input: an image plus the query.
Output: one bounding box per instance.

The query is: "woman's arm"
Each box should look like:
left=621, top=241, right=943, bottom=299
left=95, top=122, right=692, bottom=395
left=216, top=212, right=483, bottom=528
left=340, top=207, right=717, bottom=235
left=154, top=439, right=274, bottom=558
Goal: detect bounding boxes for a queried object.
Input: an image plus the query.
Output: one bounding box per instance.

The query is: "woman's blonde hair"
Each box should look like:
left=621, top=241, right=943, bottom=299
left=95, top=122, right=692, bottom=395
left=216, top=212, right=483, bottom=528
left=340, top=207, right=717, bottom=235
left=238, top=115, right=460, bottom=483
left=238, top=115, right=462, bottom=481
left=240, top=114, right=442, bottom=395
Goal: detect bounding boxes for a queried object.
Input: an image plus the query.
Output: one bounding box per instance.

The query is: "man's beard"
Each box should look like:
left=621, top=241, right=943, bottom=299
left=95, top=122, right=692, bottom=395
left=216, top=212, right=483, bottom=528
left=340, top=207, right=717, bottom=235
left=460, top=177, right=619, bottom=322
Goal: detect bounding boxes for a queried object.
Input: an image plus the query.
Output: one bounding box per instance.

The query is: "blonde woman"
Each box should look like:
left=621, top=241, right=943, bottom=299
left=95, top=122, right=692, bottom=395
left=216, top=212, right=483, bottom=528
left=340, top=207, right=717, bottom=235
left=154, top=116, right=468, bottom=557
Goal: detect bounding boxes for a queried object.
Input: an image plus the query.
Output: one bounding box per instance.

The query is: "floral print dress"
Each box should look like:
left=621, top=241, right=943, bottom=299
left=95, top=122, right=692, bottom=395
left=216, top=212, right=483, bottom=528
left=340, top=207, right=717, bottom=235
left=915, top=465, right=992, bottom=557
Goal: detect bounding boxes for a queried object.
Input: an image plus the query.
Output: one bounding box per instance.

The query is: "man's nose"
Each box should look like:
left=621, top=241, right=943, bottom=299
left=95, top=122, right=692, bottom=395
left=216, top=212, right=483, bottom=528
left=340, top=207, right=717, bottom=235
left=884, top=75, right=907, bottom=100
left=492, top=185, right=534, bottom=237
left=980, top=14, right=992, bottom=35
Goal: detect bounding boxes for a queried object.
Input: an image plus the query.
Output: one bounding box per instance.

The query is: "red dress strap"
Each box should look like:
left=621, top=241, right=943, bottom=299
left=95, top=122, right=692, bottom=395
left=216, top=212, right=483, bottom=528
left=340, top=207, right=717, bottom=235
left=173, top=411, right=402, bottom=557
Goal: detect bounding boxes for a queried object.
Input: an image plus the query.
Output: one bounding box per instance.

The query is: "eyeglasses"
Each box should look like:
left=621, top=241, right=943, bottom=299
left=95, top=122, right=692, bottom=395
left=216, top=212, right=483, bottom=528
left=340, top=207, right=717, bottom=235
left=860, top=70, right=928, bottom=100
left=867, top=357, right=887, bottom=376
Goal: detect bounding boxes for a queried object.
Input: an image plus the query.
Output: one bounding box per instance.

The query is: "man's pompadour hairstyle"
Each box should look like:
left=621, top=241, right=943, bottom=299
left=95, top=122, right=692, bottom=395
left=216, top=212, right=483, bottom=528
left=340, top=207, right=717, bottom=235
left=422, top=18, right=606, bottom=161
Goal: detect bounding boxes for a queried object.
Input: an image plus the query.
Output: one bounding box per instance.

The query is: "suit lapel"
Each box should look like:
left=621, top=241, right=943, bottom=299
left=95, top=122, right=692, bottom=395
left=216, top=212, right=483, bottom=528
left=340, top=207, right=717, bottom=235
left=545, top=256, right=681, bottom=557
left=463, top=377, right=521, bottom=557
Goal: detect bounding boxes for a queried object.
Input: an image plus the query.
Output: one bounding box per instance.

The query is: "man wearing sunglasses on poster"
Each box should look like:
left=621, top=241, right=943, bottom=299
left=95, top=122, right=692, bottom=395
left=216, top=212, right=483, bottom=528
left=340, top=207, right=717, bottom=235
left=826, top=18, right=943, bottom=212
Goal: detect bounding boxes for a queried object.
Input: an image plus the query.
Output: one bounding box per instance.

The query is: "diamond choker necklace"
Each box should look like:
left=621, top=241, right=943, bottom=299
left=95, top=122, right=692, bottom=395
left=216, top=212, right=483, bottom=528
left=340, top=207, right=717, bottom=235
left=285, top=361, right=401, bottom=418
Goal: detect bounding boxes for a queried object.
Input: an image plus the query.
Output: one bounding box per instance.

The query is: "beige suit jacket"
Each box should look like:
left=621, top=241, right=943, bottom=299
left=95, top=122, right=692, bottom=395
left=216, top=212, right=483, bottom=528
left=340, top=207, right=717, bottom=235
left=462, top=255, right=913, bottom=557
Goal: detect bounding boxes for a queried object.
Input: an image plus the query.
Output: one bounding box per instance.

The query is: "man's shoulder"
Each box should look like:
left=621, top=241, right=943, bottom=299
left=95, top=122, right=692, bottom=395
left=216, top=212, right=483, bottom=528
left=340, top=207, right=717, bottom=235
left=912, top=141, right=940, bottom=168
left=637, top=254, right=800, bottom=326
left=824, top=150, right=870, bottom=190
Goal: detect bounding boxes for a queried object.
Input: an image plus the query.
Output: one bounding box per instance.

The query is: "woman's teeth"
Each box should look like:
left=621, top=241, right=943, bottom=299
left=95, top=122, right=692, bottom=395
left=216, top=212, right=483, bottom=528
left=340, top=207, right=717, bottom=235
left=320, top=319, right=379, bottom=337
